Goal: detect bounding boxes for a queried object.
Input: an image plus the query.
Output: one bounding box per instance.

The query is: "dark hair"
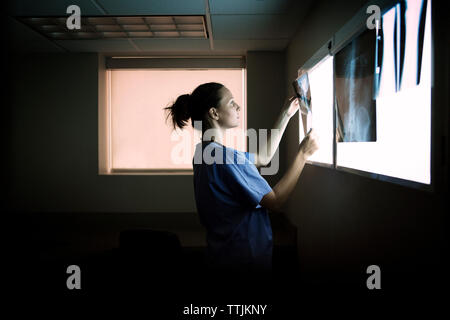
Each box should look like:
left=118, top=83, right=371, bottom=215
left=164, top=82, right=224, bottom=131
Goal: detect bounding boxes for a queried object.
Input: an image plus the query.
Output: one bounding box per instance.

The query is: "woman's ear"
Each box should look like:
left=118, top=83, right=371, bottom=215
left=208, top=107, right=219, bottom=120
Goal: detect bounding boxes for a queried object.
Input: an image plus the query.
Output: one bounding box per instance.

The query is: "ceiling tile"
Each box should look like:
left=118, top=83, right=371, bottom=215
left=212, top=15, right=292, bottom=39
left=55, top=39, right=138, bottom=52
left=72, top=32, right=98, bottom=39
left=8, top=0, right=103, bottom=16
left=102, top=32, right=127, bottom=38
left=127, top=31, right=153, bottom=38
left=88, top=17, right=117, bottom=25
left=177, top=24, right=204, bottom=31
left=214, top=39, right=289, bottom=52
left=179, top=31, right=205, bottom=38
left=95, top=25, right=122, bottom=32
left=39, top=25, right=65, bottom=32
left=122, top=25, right=150, bottom=31
left=145, top=17, right=175, bottom=25
left=131, top=39, right=210, bottom=52
left=209, top=0, right=294, bottom=14
left=24, top=17, right=54, bottom=25
left=98, top=0, right=205, bottom=15
left=115, top=17, right=146, bottom=25
left=173, top=16, right=204, bottom=24
left=153, top=31, right=180, bottom=38
left=49, top=32, right=72, bottom=40
left=150, top=24, right=177, bottom=31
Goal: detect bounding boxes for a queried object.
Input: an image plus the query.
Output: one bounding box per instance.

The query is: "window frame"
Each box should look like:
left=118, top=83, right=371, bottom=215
left=98, top=56, right=247, bottom=175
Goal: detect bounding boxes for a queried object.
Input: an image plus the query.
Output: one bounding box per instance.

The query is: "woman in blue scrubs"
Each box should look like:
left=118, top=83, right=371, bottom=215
left=165, top=82, right=318, bottom=276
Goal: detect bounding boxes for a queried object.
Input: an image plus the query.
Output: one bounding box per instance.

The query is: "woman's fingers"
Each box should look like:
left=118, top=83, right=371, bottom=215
left=309, top=130, right=319, bottom=152
left=300, top=128, right=319, bottom=157
left=286, top=98, right=299, bottom=117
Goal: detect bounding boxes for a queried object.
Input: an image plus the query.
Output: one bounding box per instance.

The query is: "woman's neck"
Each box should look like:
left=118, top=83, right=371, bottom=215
left=202, top=127, right=225, bottom=145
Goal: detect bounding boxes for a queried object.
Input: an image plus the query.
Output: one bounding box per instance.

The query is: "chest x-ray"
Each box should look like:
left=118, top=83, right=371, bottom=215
left=334, top=28, right=378, bottom=142
left=334, top=0, right=429, bottom=144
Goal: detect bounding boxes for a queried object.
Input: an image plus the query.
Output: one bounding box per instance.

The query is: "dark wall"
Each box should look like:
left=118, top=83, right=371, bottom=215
left=283, top=0, right=449, bottom=291
left=9, top=52, right=198, bottom=214
left=247, top=51, right=287, bottom=187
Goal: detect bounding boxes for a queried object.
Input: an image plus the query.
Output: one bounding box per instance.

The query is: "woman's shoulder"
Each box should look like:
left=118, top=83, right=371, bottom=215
left=194, top=141, right=254, bottom=165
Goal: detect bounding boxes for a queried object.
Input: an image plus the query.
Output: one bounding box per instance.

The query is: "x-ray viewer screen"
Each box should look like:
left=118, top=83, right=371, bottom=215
left=336, top=0, right=431, bottom=184
left=298, top=55, right=334, bottom=165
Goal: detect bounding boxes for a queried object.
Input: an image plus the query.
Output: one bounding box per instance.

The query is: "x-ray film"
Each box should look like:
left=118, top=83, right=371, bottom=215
left=292, top=71, right=312, bottom=136
left=334, top=28, right=377, bottom=142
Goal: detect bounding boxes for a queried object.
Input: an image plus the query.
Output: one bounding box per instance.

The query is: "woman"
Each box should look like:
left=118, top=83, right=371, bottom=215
left=164, top=82, right=318, bottom=276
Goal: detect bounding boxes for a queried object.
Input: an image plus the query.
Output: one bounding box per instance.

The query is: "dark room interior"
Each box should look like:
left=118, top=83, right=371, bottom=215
left=5, top=0, right=449, bottom=317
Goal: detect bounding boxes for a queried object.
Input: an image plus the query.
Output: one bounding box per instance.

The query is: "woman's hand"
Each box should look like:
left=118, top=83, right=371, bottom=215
left=282, top=96, right=300, bottom=119
left=298, top=128, right=319, bottom=160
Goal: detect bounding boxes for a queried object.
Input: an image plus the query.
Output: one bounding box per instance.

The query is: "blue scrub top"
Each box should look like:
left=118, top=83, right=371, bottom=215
left=192, top=141, right=273, bottom=272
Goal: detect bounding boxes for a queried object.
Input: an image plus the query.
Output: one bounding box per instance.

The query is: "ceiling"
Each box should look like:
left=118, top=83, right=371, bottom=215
left=7, top=0, right=314, bottom=55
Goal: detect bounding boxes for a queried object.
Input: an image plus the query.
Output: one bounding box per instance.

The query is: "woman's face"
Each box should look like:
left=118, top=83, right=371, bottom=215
left=215, top=87, right=241, bottom=129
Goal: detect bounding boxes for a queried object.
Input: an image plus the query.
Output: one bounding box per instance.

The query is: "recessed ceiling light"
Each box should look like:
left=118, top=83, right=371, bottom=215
left=150, top=24, right=177, bottom=31
left=153, top=31, right=180, bottom=37
left=121, top=25, right=149, bottom=31
left=145, top=17, right=174, bottom=24
left=102, top=32, right=127, bottom=38
left=19, top=15, right=207, bottom=40
left=95, top=25, right=122, bottom=32
left=128, top=31, right=153, bottom=37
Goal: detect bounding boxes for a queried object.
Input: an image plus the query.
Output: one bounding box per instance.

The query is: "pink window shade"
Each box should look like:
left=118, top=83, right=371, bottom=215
left=109, top=69, right=246, bottom=171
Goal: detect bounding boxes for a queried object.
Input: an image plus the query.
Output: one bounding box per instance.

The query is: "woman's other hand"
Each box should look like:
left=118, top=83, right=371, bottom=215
left=298, top=128, right=319, bottom=160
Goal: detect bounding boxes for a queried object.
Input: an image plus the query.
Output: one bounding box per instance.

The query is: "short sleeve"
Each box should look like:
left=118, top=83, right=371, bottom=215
left=220, top=150, right=273, bottom=208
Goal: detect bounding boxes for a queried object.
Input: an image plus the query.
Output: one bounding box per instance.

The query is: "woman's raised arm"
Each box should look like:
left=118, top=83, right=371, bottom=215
left=253, top=97, right=300, bottom=168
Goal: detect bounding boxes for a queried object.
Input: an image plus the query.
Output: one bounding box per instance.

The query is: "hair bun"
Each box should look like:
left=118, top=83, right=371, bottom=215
left=180, top=93, right=192, bottom=117
left=164, top=82, right=224, bottom=131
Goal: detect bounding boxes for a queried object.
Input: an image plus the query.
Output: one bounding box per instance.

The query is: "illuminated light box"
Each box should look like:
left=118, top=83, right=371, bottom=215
left=297, top=55, right=335, bottom=166
left=336, top=0, right=432, bottom=185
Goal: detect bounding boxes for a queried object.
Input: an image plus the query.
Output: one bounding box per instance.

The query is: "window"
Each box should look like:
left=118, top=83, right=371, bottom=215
left=100, top=62, right=246, bottom=174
